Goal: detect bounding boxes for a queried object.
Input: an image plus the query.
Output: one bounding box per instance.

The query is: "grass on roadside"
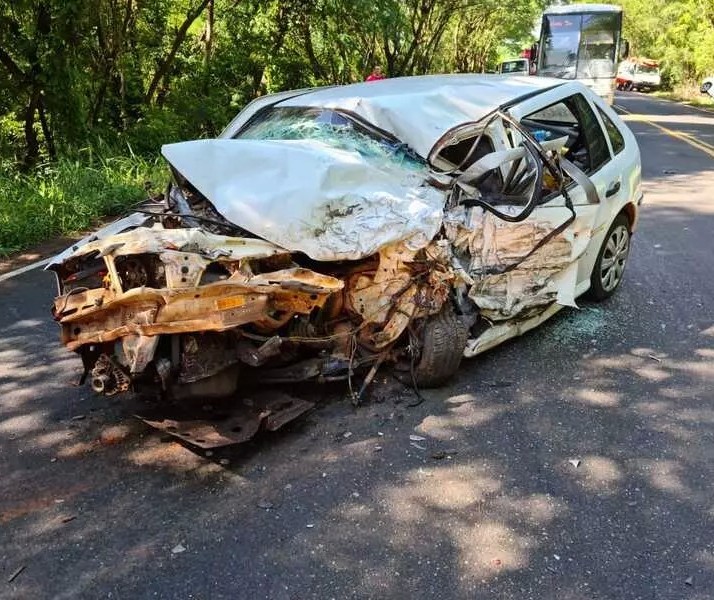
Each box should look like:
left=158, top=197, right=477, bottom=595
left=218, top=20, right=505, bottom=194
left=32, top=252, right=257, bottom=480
left=652, top=83, right=714, bottom=109
left=0, top=153, right=167, bottom=256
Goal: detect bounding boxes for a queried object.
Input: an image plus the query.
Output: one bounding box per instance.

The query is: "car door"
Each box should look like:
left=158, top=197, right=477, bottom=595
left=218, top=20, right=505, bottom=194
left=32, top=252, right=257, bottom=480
left=430, top=84, right=627, bottom=327
left=508, top=84, right=625, bottom=298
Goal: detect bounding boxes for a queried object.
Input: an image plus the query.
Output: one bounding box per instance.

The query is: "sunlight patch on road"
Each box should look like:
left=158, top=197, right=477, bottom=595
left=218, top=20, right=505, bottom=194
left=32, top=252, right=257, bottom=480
left=565, top=455, right=623, bottom=495
left=0, top=411, right=48, bottom=434
left=576, top=388, right=620, bottom=407
left=619, top=106, right=714, bottom=159
left=634, top=458, right=690, bottom=496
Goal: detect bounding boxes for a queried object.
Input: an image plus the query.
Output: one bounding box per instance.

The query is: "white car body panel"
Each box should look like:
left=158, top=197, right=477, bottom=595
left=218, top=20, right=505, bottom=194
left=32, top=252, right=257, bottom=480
left=701, top=77, right=714, bottom=98
left=509, top=82, right=641, bottom=290
left=52, top=75, right=642, bottom=364
left=222, top=74, right=563, bottom=159
left=161, top=138, right=445, bottom=261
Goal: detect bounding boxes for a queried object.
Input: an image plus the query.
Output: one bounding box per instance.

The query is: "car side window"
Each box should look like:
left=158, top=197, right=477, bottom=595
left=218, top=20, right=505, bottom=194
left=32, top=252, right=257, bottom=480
left=596, top=107, right=625, bottom=155
left=521, top=93, right=611, bottom=174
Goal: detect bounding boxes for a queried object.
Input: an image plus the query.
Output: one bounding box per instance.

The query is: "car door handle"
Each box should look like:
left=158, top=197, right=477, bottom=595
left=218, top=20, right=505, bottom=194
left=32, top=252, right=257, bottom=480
left=605, top=181, right=621, bottom=198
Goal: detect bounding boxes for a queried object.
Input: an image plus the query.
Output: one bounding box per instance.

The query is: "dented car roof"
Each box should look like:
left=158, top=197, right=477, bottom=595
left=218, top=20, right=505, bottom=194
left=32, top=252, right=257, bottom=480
left=219, top=74, right=565, bottom=158
left=156, top=75, right=569, bottom=261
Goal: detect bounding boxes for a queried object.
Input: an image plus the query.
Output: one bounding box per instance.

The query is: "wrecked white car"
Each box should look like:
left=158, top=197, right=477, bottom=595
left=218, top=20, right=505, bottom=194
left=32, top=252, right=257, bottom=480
left=49, top=75, right=641, bottom=444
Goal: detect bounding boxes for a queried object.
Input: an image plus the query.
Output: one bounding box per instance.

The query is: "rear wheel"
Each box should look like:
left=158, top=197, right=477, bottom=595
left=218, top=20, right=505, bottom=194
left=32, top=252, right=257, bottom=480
left=702, top=82, right=712, bottom=95
left=413, top=307, right=469, bottom=388
left=588, top=214, right=631, bottom=301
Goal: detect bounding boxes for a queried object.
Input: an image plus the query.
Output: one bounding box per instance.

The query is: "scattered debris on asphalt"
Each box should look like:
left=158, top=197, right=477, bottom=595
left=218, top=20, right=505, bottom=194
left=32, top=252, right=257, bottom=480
left=485, top=381, right=514, bottom=388
left=409, top=434, right=426, bottom=441
left=648, top=354, right=662, bottom=362
left=7, top=565, right=26, bottom=583
left=257, top=500, right=274, bottom=510
left=171, top=543, right=186, bottom=554
left=568, top=459, right=581, bottom=468
left=684, top=576, right=694, bottom=586
left=137, top=392, right=314, bottom=448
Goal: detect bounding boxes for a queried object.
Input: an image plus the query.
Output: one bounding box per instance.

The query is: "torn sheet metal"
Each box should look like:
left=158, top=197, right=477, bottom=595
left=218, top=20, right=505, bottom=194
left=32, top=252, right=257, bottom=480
left=46, top=212, right=152, bottom=270
left=54, top=271, right=342, bottom=350
left=464, top=302, right=566, bottom=358
left=444, top=206, right=595, bottom=321
left=56, top=224, right=288, bottom=266
left=137, top=393, right=314, bottom=448
left=161, top=139, right=444, bottom=261
left=52, top=225, right=344, bottom=351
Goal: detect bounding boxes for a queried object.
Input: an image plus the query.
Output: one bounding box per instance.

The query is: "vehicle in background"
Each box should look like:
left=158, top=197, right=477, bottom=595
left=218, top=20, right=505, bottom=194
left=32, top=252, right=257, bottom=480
left=498, top=58, right=530, bottom=75
left=533, top=3, right=629, bottom=104
left=616, top=59, right=661, bottom=92
left=701, top=76, right=714, bottom=98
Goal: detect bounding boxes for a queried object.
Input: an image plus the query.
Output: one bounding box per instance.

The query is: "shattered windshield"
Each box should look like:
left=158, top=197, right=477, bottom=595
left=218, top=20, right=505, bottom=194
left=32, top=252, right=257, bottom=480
left=235, top=107, right=424, bottom=169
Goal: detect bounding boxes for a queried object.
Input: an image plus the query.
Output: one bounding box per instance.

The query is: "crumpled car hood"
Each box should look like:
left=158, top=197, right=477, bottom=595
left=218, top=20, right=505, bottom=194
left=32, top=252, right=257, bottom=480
left=162, top=138, right=445, bottom=261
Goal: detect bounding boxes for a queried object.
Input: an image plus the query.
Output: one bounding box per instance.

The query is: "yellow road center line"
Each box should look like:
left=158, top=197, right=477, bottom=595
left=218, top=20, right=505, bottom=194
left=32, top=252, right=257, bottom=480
left=616, top=105, right=714, bottom=159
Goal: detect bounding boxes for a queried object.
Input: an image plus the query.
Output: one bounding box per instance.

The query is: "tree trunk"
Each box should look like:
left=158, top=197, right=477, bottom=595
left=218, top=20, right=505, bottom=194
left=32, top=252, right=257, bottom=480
left=144, top=0, right=212, bottom=105
left=37, top=94, right=56, bottom=160
left=204, top=0, right=214, bottom=67
left=302, top=18, right=325, bottom=80
left=22, top=88, right=41, bottom=168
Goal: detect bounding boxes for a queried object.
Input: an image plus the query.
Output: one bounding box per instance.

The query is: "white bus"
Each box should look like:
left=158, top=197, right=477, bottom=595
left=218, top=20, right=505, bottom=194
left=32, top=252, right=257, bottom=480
left=534, top=3, right=629, bottom=104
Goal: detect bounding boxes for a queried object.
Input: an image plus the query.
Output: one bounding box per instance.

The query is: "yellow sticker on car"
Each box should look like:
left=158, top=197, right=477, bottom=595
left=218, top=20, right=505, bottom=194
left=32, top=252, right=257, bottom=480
left=215, top=295, right=247, bottom=310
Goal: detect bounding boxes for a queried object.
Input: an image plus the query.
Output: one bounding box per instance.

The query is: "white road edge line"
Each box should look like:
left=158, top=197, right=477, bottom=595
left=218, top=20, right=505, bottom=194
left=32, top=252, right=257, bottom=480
left=0, top=257, right=51, bottom=284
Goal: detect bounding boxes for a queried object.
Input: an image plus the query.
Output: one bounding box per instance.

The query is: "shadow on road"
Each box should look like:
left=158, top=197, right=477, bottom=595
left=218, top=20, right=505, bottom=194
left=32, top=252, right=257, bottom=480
left=1, top=200, right=713, bottom=597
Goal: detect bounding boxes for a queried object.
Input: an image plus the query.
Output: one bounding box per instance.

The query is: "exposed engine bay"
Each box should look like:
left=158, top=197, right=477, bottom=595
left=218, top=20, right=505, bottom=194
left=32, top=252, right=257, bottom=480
left=48, top=92, right=607, bottom=446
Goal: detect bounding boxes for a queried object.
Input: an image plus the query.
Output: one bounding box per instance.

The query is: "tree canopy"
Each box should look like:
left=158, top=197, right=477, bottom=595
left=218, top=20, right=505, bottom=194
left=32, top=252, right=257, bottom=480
left=0, top=0, right=546, bottom=167
left=2, top=0, right=711, bottom=169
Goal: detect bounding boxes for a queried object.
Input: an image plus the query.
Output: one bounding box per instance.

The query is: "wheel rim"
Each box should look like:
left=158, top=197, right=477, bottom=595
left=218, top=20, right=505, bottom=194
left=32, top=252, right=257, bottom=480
left=600, top=224, right=630, bottom=292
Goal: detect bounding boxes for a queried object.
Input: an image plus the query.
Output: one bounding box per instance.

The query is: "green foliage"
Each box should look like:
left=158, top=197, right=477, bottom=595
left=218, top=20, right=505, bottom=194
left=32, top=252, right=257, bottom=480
left=0, top=0, right=562, bottom=253
left=584, top=0, right=714, bottom=87
left=1, top=0, right=546, bottom=169
left=0, top=155, right=165, bottom=254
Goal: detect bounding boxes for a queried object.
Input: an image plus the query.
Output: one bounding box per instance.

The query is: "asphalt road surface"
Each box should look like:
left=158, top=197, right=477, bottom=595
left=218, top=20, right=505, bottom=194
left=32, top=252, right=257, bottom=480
left=1, top=92, right=713, bottom=600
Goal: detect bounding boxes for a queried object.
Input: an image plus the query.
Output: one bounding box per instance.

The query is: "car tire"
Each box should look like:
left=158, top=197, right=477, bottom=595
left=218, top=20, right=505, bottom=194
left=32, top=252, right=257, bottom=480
left=588, top=213, right=631, bottom=301
left=413, top=307, right=469, bottom=388
left=702, top=82, right=712, bottom=95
